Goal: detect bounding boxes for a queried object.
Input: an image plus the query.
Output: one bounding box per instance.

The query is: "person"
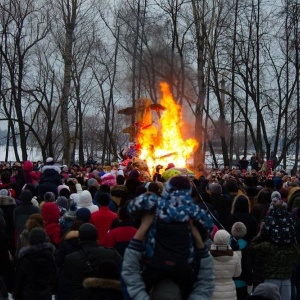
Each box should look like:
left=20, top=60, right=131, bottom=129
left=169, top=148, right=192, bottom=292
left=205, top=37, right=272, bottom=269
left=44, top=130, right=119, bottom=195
left=62, top=223, right=122, bottom=300
left=90, top=193, right=117, bottom=245
left=15, top=213, right=45, bottom=257
left=77, top=190, right=99, bottom=213
left=13, top=227, right=57, bottom=300
left=37, top=157, right=62, bottom=199
left=0, top=189, right=17, bottom=254
left=250, top=154, right=259, bottom=171
left=42, top=202, right=62, bottom=247
left=230, top=222, right=253, bottom=300
left=101, top=203, right=137, bottom=257
left=0, top=208, right=15, bottom=294
left=55, top=219, right=87, bottom=300
left=82, top=259, right=124, bottom=300
left=210, top=229, right=241, bottom=300
left=250, top=199, right=298, bottom=299
left=13, top=189, right=41, bottom=237
left=121, top=212, right=215, bottom=300
left=127, top=176, right=213, bottom=295
left=110, top=175, right=128, bottom=208
left=238, top=157, right=249, bottom=172
left=246, top=282, right=281, bottom=300
left=225, top=194, right=259, bottom=244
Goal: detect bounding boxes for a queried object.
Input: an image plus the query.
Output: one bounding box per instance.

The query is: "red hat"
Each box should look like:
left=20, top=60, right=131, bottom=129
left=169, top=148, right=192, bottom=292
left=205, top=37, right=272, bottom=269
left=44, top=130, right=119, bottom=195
left=165, top=163, right=175, bottom=171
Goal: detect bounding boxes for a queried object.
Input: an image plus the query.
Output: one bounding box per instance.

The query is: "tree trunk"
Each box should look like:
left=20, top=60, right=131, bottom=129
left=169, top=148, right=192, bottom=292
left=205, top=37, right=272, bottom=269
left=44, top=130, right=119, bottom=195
left=191, top=0, right=206, bottom=169
left=60, top=22, right=75, bottom=165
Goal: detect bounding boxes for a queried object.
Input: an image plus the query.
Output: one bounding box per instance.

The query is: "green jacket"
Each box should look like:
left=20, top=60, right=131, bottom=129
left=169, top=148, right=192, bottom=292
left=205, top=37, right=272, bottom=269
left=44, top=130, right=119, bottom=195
left=251, top=238, right=300, bottom=280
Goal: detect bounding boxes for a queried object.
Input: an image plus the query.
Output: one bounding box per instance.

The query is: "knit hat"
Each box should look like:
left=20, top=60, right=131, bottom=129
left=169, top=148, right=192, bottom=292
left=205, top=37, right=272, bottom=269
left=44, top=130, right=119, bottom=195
left=46, top=157, right=54, bottom=164
left=87, top=178, right=98, bottom=188
left=76, top=207, right=91, bottom=223
left=213, top=229, right=231, bottom=246
left=56, top=196, right=69, bottom=209
left=208, top=183, right=222, bottom=194
left=162, top=176, right=192, bottom=198
left=58, top=185, right=70, bottom=196
left=271, top=191, right=281, bottom=201
left=44, top=192, right=56, bottom=202
left=0, top=189, right=9, bottom=197
left=19, top=189, right=33, bottom=204
left=29, top=227, right=47, bottom=245
left=231, top=222, right=247, bottom=238
left=151, top=278, right=181, bottom=300
left=78, top=223, right=98, bottom=241
left=249, top=282, right=280, bottom=300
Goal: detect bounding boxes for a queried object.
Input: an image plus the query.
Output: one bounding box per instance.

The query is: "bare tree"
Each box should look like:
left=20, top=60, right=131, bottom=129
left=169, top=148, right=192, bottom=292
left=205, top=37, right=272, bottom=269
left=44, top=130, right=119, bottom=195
left=0, top=0, right=50, bottom=161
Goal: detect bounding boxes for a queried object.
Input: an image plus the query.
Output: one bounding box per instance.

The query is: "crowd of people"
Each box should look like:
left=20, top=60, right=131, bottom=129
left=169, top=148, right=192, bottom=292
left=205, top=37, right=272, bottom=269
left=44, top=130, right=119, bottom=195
left=0, top=155, right=299, bottom=300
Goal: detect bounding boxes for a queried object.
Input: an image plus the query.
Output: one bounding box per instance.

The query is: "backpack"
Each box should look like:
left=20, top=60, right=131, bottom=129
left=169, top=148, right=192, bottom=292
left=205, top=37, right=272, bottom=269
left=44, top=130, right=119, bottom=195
left=148, top=219, right=192, bottom=272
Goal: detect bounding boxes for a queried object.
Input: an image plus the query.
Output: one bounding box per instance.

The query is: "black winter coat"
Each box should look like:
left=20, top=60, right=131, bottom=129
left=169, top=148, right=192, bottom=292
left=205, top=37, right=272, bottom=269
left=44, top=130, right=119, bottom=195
left=55, top=230, right=80, bottom=300
left=13, top=243, right=57, bottom=300
left=62, top=241, right=122, bottom=300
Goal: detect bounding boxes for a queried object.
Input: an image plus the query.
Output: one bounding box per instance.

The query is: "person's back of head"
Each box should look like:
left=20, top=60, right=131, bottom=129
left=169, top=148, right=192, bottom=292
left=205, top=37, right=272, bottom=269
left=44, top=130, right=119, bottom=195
left=1, top=171, right=11, bottom=184
left=44, top=191, right=55, bottom=202
left=29, top=227, right=48, bottom=245
left=78, top=223, right=98, bottom=242
left=25, top=213, right=44, bottom=231
left=162, top=176, right=192, bottom=198
left=96, top=192, right=110, bottom=207
left=20, top=189, right=33, bottom=204
left=148, top=182, right=160, bottom=195
left=117, top=205, right=130, bottom=221
left=116, top=175, right=125, bottom=185
left=246, top=282, right=281, bottom=300
left=257, top=188, right=272, bottom=205
left=87, top=178, right=98, bottom=188
left=135, top=185, right=147, bottom=196
left=231, top=194, right=250, bottom=214
left=99, top=184, right=111, bottom=194
left=76, top=207, right=91, bottom=223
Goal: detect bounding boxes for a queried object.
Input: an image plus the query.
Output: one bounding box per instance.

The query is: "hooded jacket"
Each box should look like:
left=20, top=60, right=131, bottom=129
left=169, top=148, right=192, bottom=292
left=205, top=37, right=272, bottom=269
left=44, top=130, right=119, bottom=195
left=42, top=202, right=61, bottom=246
left=13, top=243, right=57, bottom=300
left=77, top=191, right=99, bottom=213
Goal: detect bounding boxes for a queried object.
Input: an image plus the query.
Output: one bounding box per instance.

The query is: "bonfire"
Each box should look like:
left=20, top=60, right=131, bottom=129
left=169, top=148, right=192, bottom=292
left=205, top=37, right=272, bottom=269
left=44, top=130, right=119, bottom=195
left=136, top=82, right=199, bottom=175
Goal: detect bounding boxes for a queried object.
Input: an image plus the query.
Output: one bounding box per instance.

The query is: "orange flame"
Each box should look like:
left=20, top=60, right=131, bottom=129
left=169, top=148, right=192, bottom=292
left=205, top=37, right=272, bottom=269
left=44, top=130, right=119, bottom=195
left=137, top=82, right=199, bottom=173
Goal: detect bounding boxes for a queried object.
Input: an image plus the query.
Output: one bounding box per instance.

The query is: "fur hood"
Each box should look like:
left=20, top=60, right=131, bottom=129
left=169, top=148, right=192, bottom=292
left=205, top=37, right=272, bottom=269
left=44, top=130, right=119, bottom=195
left=0, top=195, right=16, bottom=206
left=18, top=242, right=55, bottom=259
left=110, top=185, right=128, bottom=194
left=83, top=277, right=121, bottom=291
left=64, top=230, right=79, bottom=240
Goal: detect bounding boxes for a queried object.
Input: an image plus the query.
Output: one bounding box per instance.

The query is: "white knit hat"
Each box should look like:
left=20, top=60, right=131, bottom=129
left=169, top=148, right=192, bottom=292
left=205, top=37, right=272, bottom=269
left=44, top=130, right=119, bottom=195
left=213, top=229, right=231, bottom=246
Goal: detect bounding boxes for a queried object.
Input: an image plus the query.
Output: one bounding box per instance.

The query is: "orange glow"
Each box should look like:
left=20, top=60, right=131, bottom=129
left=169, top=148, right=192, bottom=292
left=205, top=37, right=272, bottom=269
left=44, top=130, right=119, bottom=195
left=136, top=82, right=199, bottom=173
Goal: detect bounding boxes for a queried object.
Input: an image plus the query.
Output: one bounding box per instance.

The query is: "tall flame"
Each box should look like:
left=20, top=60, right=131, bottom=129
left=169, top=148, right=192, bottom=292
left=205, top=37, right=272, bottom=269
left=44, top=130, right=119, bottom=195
left=137, top=82, right=199, bottom=173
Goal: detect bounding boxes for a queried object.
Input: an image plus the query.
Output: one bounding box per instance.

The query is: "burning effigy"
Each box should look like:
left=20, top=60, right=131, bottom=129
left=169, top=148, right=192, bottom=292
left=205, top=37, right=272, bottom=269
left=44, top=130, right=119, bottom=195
left=119, top=82, right=199, bottom=180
